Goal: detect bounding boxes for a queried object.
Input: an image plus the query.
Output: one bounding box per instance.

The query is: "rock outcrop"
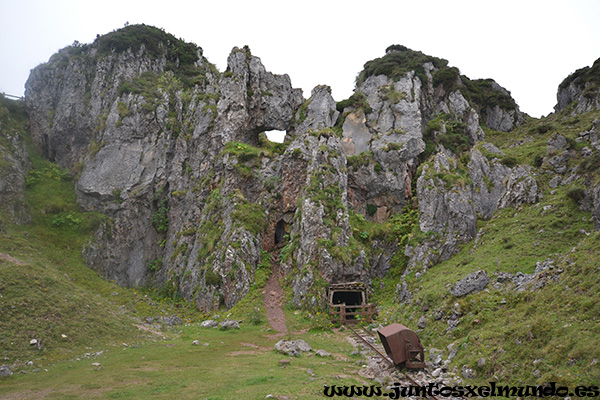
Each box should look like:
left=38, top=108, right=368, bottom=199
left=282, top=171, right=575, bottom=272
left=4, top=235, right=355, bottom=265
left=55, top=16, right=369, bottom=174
left=0, top=97, right=30, bottom=226
left=450, top=270, right=490, bottom=297
left=25, top=26, right=303, bottom=310
left=407, top=144, right=538, bottom=268
left=555, top=57, right=600, bottom=114
left=23, top=28, right=532, bottom=310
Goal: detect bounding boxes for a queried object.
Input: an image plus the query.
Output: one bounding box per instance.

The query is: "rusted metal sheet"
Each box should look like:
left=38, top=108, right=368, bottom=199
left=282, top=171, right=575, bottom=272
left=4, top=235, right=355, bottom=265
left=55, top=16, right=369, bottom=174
left=377, top=323, right=425, bottom=368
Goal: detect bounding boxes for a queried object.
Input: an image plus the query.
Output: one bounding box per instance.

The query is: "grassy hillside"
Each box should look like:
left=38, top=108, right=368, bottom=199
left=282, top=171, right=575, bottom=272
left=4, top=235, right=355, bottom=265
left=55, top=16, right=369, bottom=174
left=0, top=97, right=201, bottom=369
left=1, top=92, right=600, bottom=398
left=372, top=108, right=600, bottom=387
left=0, top=97, right=366, bottom=399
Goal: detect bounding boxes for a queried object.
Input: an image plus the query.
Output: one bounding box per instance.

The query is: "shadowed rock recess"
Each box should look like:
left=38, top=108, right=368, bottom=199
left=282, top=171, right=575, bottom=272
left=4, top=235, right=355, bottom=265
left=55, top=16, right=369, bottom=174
left=22, top=25, right=599, bottom=312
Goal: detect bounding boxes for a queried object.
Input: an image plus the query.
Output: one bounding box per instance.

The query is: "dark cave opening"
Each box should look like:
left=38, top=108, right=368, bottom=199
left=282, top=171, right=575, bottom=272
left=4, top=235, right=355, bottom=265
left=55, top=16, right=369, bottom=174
left=331, top=290, right=364, bottom=320
left=331, top=291, right=363, bottom=306
left=274, top=219, right=286, bottom=245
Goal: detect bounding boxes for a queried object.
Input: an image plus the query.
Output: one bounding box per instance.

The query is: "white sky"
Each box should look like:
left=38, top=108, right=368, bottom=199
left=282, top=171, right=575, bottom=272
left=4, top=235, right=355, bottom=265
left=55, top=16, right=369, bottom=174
left=1, top=0, right=599, bottom=118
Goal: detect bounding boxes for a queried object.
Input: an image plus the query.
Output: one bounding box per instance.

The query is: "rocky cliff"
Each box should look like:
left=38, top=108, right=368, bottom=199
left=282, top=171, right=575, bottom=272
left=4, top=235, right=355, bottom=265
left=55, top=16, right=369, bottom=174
left=555, top=57, right=600, bottom=114
left=27, top=25, right=594, bottom=312
left=0, top=96, right=30, bottom=227
left=552, top=58, right=600, bottom=229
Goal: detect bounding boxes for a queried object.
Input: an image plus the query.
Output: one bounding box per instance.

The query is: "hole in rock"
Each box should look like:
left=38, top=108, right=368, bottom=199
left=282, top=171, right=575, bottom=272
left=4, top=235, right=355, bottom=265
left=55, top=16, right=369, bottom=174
left=265, top=130, right=286, bottom=143
left=274, top=220, right=287, bottom=245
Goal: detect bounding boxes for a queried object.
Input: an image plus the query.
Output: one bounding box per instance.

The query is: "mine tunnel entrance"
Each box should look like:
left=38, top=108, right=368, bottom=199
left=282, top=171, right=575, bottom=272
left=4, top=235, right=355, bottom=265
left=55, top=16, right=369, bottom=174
left=328, top=282, right=369, bottom=322
left=331, top=291, right=363, bottom=306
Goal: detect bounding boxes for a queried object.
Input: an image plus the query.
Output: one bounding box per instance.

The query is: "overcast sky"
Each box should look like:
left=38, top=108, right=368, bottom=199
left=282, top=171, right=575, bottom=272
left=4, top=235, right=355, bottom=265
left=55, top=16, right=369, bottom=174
left=1, top=0, right=599, bottom=118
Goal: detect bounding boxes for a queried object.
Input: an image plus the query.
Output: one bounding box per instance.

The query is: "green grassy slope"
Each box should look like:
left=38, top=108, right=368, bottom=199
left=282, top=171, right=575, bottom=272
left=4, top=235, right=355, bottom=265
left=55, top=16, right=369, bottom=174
left=0, top=324, right=363, bottom=400
left=373, top=109, right=600, bottom=387
left=2, top=96, right=600, bottom=397
left=0, top=97, right=365, bottom=399
left=0, top=97, right=201, bottom=371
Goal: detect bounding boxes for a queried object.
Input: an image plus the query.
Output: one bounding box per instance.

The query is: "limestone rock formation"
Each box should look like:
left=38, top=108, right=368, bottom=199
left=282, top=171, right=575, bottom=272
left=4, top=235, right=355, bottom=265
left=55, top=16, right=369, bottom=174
left=450, top=270, right=490, bottom=297
left=0, top=105, right=30, bottom=226
left=25, top=26, right=303, bottom=310
left=22, top=28, right=532, bottom=310
left=407, top=145, right=538, bottom=268
left=555, top=57, right=600, bottom=114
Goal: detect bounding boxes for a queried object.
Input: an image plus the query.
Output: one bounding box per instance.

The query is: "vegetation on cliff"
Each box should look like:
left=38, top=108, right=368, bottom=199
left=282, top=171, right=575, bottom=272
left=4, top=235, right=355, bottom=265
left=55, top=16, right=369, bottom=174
left=356, top=45, right=519, bottom=122
left=3, top=27, right=600, bottom=398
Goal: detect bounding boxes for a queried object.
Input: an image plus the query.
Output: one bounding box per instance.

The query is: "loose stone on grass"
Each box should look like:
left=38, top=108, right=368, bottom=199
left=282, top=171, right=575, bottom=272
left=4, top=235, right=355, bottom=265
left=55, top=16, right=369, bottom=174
left=200, top=319, right=218, bottom=328
left=219, top=319, right=240, bottom=329
left=274, top=339, right=311, bottom=357
left=0, top=365, right=13, bottom=378
left=315, top=349, right=331, bottom=357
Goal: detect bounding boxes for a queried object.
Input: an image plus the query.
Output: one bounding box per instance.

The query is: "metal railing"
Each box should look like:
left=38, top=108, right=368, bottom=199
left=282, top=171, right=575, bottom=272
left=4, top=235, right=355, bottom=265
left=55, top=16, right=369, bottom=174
left=330, top=302, right=376, bottom=325
left=1, top=93, right=24, bottom=101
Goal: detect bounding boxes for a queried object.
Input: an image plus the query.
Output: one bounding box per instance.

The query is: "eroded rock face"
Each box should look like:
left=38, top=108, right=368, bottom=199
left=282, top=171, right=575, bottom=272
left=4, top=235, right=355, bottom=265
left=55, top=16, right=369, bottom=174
left=555, top=57, right=600, bottom=115
left=23, top=29, right=532, bottom=311
left=484, top=81, right=525, bottom=132
left=340, top=63, right=515, bottom=220
left=0, top=125, right=30, bottom=226
left=279, top=87, right=369, bottom=307
left=25, top=32, right=304, bottom=311
left=214, top=47, right=303, bottom=146
left=407, top=146, right=539, bottom=268
left=343, top=73, right=425, bottom=218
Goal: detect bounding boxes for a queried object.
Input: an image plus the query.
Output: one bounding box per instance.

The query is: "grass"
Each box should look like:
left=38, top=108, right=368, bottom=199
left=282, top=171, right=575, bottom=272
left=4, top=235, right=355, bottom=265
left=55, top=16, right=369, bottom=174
left=0, top=324, right=363, bottom=400
left=373, top=107, right=600, bottom=388
left=0, top=119, right=369, bottom=398
left=0, top=106, right=202, bottom=370
left=356, top=44, right=448, bottom=86
left=0, top=103, right=369, bottom=399
left=4, top=55, right=600, bottom=397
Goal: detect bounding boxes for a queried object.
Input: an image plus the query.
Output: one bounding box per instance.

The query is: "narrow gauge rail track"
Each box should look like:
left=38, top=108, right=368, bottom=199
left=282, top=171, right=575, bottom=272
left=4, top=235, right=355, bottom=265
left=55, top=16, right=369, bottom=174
left=347, top=324, right=468, bottom=400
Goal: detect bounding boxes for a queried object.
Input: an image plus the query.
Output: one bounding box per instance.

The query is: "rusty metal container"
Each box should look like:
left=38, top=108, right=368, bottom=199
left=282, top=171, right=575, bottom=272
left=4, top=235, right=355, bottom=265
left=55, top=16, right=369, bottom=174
left=377, top=323, right=425, bottom=368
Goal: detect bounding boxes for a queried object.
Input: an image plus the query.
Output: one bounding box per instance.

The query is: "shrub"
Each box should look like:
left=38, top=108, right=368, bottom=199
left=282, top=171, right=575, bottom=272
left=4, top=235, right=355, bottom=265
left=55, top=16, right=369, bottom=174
left=347, top=151, right=374, bottom=171
left=381, top=85, right=408, bottom=104
left=366, top=203, right=378, bottom=216
left=533, top=154, right=544, bottom=168
left=204, top=268, right=222, bottom=286
left=500, top=156, right=518, bottom=168
left=459, top=78, right=519, bottom=122
left=25, top=165, right=70, bottom=186
left=433, top=67, right=460, bottom=91
left=336, top=92, right=372, bottom=114
left=567, top=188, right=586, bottom=204
left=580, top=153, right=600, bottom=175
left=247, top=307, right=263, bottom=325
left=356, top=45, right=448, bottom=86
left=51, top=212, right=82, bottom=227
left=147, top=258, right=163, bottom=272
left=95, top=24, right=199, bottom=65
left=152, top=189, right=169, bottom=234
left=536, top=124, right=553, bottom=134
left=421, top=114, right=471, bottom=159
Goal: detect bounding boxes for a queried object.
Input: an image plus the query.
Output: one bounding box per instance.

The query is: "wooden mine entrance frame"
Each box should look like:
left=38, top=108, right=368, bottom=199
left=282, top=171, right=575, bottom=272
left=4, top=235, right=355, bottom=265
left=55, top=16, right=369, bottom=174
left=328, top=282, right=376, bottom=325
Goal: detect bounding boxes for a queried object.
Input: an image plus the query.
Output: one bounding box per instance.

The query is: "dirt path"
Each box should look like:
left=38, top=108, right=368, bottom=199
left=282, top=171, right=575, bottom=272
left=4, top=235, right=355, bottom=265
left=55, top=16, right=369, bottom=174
left=0, top=252, right=26, bottom=266
left=263, top=252, right=288, bottom=336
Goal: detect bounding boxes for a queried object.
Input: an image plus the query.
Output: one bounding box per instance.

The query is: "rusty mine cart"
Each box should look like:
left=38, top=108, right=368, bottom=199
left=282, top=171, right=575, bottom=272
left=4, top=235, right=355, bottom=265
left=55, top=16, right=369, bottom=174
left=377, top=323, right=426, bottom=369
